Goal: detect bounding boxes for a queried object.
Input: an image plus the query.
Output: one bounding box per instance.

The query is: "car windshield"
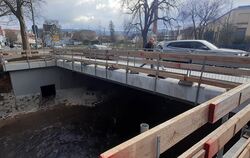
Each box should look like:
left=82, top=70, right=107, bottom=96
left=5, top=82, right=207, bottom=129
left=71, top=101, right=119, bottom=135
left=202, top=41, right=218, bottom=50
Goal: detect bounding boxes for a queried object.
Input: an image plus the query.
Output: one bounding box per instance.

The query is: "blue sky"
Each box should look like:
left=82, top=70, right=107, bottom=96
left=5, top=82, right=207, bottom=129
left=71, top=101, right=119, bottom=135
left=1, top=0, right=250, bottom=30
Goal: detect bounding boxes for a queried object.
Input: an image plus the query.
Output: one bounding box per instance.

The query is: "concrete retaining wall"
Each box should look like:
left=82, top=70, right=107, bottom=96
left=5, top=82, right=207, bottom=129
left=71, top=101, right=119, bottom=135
left=9, top=67, right=93, bottom=96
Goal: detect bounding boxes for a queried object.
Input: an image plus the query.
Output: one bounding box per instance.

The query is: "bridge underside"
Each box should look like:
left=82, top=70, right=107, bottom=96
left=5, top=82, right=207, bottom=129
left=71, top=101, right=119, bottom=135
left=54, top=59, right=225, bottom=104
left=4, top=58, right=225, bottom=104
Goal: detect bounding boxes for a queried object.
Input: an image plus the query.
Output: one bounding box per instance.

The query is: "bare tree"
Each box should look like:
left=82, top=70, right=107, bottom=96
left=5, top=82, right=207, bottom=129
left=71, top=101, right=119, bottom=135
left=122, top=0, right=177, bottom=47
left=179, top=0, right=226, bottom=39
left=109, top=20, right=116, bottom=43
left=0, top=0, right=43, bottom=50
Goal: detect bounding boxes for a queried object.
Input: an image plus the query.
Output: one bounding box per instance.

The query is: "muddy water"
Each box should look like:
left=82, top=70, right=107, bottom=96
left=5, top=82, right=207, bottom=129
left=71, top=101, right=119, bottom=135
left=0, top=88, right=193, bottom=158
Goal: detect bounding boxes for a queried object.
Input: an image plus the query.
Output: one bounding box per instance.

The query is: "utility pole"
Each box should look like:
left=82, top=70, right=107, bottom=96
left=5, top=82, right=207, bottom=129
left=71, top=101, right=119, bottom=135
left=152, top=0, right=158, bottom=35
left=30, top=0, right=38, bottom=49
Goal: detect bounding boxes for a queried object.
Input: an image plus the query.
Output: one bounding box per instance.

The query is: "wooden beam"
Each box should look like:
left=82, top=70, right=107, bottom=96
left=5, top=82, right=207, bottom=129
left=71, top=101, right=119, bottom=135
left=238, top=142, right=250, bottom=158
left=100, top=83, right=250, bottom=158
left=192, top=149, right=205, bottom=158
left=160, top=61, right=250, bottom=77
left=231, top=138, right=250, bottom=158
left=160, top=53, right=250, bottom=65
left=179, top=103, right=250, bottom=158
left=208, top=83, right=250, bottom=123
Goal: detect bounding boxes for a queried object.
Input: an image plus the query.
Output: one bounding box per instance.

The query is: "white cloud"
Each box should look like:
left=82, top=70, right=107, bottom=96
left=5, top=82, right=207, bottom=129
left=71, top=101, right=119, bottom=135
left=96, top=4, right=107, bottom=10
left=108, top=0, right=121, bottom=12
left=75, top=0, right=95, bottom=6
left=74, top=16, right=95, bottom=22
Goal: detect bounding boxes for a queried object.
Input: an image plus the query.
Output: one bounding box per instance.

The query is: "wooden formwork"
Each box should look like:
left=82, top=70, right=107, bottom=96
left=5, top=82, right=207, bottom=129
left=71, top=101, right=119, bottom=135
left=99, top=83, right=250, bottom=158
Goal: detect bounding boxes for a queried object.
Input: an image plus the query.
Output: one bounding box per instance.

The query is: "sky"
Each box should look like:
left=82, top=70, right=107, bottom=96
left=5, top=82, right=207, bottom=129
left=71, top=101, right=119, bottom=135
left=1, top=0, right=250, bottom=30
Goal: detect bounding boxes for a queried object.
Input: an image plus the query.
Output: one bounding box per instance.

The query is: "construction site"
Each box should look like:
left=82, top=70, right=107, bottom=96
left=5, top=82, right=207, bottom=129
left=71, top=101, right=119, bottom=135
left=0, top=48, right=249, bottom=158
left=1, top=0, right=250, bottom=158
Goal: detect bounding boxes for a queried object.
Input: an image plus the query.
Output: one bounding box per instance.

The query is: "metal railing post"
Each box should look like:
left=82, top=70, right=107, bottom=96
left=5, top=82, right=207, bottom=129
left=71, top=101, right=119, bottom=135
left=26, top=51, right=31, bottom=69
left=156, top=136, right=161, bottom=158
left=116, top=51, right=119, bottom=66
left=126, top=51, right=129, bottom=84
left=71, top=50, right=74, bottom=70
left=105, top=50, right=108, bottom=79
left=95, top=50, right=97, bottom=76
left=81, top=50, right=83, bottom=73
left=154, top=54, right=160, bottom=92
left=195, top=58, right=206, bottom=106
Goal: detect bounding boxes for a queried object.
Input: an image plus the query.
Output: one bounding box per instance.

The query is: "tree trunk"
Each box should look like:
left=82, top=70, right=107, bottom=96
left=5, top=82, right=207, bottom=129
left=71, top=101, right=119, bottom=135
left=18, top=16, right=30, bottom=50
left=142, top=30, right=148, bottom=48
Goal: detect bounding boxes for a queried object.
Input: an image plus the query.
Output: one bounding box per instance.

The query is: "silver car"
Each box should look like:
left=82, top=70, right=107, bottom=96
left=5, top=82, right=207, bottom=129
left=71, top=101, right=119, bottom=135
left=157, top=40, right=249, bottom=56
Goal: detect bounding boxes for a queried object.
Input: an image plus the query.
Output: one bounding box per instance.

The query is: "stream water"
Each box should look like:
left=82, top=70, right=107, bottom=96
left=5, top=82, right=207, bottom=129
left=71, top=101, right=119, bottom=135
left=0, top=88, right=193, bottom=158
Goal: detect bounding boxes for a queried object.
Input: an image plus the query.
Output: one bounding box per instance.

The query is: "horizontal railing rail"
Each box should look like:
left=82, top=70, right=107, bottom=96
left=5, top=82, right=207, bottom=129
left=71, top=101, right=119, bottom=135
left=52, top=49, right=250, bottom=88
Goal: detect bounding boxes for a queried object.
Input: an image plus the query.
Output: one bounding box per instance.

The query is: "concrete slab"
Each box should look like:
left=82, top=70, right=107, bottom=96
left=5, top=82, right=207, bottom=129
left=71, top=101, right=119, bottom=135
left=5, top=59, right=228, bottom=104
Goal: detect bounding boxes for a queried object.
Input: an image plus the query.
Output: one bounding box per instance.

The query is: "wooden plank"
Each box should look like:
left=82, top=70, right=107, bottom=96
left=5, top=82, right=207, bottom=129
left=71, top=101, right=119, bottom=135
left=185, top=76, right=239, bottom=89
left=160, top=53, right=250, bottom=65
left=100, top=83, right=250, bottom=158
left=208, top=83, right=250, bottom=123
left=231, top=138, right=250, bottom=158
left=238, top=142, right=250, bottom=158
left=160, top=61, right=250, bottom=77
left=192, top=149, right=205, bottom=158
left=178, top=103, right=250, bottom=158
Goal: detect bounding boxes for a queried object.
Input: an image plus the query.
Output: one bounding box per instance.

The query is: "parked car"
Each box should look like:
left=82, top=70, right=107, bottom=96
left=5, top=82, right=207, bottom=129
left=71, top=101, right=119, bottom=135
left=157, top=40, right=249, bottom=56
left=53, top=45, right=63, bottom=49
left=89, top=44, right=112, bottom=50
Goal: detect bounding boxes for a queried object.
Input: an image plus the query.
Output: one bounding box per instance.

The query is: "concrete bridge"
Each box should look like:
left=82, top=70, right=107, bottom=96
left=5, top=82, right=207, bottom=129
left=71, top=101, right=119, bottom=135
left=1, top=49, right=250, bottom=158
left=1, top=49, right=250, bottom=104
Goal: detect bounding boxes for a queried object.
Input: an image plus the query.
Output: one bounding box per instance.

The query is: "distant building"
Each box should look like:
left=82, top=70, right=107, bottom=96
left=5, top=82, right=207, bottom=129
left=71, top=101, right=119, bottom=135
left=43, top=20, right=61, bottom=47
left=177, top=27, right=194, bottom=40
left=0, top=26, right=6, bottom=46
left=207, top=5, right=250, bottom=42
left=4, top=29, right=35, bottom=45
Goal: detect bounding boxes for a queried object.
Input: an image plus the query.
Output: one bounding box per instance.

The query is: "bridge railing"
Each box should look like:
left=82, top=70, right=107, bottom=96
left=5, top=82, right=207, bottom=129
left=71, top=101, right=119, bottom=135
left=52, top=48, right=250, bottom=89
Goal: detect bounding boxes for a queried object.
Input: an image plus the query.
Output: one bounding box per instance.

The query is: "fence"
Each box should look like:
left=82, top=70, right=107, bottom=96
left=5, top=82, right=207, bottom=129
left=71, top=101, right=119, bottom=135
left=52, top=48, right=250, bottom=89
